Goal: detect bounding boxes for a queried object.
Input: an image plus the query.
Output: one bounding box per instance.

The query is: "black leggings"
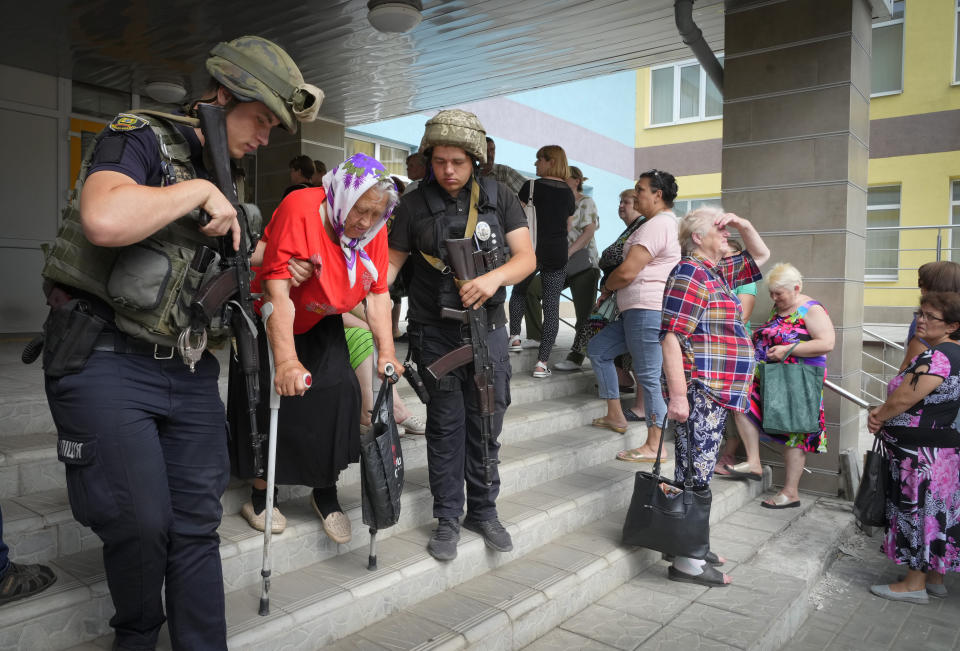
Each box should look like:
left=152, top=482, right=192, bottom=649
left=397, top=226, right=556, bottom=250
left=510, top=266, right=566, bottom=362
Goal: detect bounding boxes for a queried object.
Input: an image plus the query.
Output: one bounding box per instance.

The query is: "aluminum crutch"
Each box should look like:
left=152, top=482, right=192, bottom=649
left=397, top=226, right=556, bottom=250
left=258, top=301, right=311, bottom=616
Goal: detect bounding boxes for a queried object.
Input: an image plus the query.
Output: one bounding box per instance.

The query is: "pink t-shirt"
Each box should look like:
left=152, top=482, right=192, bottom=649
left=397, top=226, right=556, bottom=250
left=616, top=210, right=681, bottom=312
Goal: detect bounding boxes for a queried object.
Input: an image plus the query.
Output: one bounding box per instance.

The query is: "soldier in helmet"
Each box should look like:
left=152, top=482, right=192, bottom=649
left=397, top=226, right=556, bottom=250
left=387, top=110, right=536, bottom=561
left=40, top=36, right=321, bottom=649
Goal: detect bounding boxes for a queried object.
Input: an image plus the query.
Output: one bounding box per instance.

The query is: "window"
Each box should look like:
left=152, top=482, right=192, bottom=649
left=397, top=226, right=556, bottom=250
left=871, top=1, right=905, bottom=96
left=951, top=181, right=960, bottom=262
left=344, top=136, right=409, bottom=177
left=866, top=185, right=901, bottom=280
left=672, top=197, right=720, bottom=217
left=954, top=0, right=959, bottom=84
left=649, top=58, right=723, bottom=126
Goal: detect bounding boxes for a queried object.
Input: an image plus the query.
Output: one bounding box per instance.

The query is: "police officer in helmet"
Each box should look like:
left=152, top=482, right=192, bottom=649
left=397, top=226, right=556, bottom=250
left=41, top=36, right=321, bottom=649
left=388, top=110, right=535, bottom=561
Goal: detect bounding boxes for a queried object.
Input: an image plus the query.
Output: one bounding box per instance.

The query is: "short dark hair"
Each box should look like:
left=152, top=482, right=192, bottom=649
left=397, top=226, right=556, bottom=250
left=920, top=291, right=960, bottom=340
left=313, top=160, right=326, bottom=176
left=289, top=155, right=314, bottom=179
left=406, top=152, right=425, bottom=165
left=638, top=169, right=678, bottom=207
left=918, top=261, right=960, bottom=293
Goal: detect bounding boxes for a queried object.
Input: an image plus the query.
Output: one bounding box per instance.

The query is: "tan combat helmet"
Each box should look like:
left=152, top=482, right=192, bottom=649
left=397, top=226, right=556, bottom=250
left=206, top=35, right=323, bottom=132
left=419, top=109, right=487, bottom=164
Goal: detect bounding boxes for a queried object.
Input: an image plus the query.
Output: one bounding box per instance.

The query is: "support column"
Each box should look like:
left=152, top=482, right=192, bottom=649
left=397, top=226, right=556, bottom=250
left=722, top=0, right=873, bottom=495
left=255, top=118, right=346, bottom=220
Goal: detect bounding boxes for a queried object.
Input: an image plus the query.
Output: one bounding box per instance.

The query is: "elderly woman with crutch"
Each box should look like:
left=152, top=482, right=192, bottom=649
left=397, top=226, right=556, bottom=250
left=228, top=153, right=401, bottom=548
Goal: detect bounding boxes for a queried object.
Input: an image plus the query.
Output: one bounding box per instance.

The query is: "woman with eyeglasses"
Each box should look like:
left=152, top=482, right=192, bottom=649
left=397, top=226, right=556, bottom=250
left=898, top=261, right=960, bottom=372
left=731, top=263, right=835, bottom=507
left=867, top=292, right=960, bottom=604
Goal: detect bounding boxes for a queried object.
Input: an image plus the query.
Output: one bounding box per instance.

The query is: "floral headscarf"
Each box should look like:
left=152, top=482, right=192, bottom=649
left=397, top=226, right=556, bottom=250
left=321, top=153, right=398, bottom=288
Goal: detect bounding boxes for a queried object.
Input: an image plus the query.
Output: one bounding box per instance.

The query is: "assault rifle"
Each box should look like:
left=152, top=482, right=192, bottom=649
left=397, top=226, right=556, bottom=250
left=188, top=102, right=265, bottom=475
left=426, top=234, right=503, bottom=485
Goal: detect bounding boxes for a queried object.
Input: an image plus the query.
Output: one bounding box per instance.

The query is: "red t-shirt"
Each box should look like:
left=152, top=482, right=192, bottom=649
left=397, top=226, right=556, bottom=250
left=256, top=187, right=388, bottom=334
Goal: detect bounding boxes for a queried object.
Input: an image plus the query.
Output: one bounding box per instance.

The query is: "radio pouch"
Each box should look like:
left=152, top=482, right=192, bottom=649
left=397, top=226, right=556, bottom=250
left=42, top=299, right=107, bottom=378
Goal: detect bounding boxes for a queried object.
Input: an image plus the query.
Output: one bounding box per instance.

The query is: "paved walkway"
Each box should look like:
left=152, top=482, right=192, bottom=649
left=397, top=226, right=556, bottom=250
left=784, top=528, right=960, bottom=651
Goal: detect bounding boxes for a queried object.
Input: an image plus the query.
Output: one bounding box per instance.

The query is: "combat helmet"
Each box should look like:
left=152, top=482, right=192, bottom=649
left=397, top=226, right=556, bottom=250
left=419, top=110, right=487, bottom=164
left=206, top=35, right=323, bottom=132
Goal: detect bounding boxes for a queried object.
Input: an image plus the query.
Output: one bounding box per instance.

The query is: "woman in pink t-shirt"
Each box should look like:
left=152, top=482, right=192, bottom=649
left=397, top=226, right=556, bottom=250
left=587, top=170, right=681, bottom=463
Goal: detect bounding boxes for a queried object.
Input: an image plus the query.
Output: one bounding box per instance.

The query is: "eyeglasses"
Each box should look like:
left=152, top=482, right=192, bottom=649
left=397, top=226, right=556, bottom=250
left=914, top=310, right=946, bottom=323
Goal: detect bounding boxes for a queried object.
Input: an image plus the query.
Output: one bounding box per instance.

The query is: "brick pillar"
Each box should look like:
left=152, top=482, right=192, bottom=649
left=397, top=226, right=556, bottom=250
left=722, top=0, right=873, bottom=495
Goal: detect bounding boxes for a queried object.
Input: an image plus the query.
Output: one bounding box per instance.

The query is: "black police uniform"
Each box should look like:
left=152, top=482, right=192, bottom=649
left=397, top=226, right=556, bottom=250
left=389, top=175, right=526, bottom=521
left=43, top=119, right=229, bottom=649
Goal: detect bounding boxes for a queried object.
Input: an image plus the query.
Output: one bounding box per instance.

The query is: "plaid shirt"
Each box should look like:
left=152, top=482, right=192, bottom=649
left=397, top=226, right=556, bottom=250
left=660, top=252, right=762, bottom=411
left=483, top=164, right=528, bottom=195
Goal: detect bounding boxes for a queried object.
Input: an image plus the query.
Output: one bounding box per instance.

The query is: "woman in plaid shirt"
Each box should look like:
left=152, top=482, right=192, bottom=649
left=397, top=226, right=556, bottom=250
left=661, top=206, right=770, bottom=588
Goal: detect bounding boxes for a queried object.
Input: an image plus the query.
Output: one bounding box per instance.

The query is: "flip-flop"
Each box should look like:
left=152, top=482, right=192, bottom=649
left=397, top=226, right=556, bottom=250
left=592, top=417, right=627, bottom=434
left=668, top=564, right=731, bottom=587
left=624, top=410, right=645, bottom=422
left=761, top=493, right=801, bottom=509
left=616, top=448, right=667, bottom=463
left=722, top=462, right=763, bottom=481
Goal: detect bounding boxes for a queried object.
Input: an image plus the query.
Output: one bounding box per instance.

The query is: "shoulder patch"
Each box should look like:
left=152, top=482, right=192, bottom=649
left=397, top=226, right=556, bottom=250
left=109, top=113, right=148, bottom=132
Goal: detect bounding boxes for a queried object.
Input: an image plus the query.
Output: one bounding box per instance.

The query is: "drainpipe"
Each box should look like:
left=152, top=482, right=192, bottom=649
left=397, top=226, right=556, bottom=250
left=674, top=0, right=724, bottom=92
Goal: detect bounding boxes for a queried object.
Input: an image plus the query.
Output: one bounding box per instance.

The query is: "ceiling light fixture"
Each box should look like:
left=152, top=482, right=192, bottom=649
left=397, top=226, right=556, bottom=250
left=143, top=80, right=187, bottom=104
left=367, top=0, right=423, bottom=33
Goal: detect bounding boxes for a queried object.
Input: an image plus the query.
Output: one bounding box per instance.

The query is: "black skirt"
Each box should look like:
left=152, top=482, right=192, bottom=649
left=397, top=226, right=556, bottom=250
left=228, top=313, right=360, bottom=487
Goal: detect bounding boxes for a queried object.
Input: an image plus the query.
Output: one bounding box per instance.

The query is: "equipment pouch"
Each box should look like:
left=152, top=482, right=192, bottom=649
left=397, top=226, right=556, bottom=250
left=106, top=244, right=172, bottom=311
left=42, top=299, right=106, bottom=378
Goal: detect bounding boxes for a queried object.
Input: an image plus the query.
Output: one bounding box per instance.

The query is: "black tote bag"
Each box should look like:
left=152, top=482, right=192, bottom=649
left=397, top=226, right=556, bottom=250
left=622, top=419, right=712, bottom=559
left=360, top=379, right=404, bottom=530
left=853, top=436, right=889, bottom=528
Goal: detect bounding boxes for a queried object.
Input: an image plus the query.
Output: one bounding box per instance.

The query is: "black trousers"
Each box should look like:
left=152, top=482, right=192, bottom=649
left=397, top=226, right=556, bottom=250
left=411, top=322, right=511, bottom=521
left=45, top=349, right=229, bottom=650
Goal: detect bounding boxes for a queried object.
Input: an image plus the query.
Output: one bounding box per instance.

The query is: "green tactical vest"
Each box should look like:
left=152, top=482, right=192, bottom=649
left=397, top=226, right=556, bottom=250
left=42, top=111, right=232, bottom=347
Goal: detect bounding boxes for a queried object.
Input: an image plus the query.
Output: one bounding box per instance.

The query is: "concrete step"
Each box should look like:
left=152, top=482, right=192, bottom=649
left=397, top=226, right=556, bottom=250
left=0, top=370, right=603, bottom=565
left=251, top=471, right=773, bottom=650
left=0, top=360, right=597, bottom=502
left=2, top=420, right=647, bottom=650
left=525, top=496, right=856, bottom=651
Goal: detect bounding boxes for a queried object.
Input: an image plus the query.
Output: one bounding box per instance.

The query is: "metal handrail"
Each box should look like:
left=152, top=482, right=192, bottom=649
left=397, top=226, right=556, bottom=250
left=862, top=327, right=905, bottom=351
left=825, top=379, right=871, bottom=410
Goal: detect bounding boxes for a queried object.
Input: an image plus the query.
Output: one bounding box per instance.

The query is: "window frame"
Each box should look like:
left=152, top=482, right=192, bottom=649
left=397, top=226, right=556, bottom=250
left=344, top=132, right=414, bottom=179
left=866, top=184, right=902, bottom=282
left=870, top=4, right=905, bottom=97
left=672, top=196, right=722, bottom=217
left=950, top=179, right=960, bottom=262
left=647, top=56, right=724, bottom=128
left=953, top=0, right=960, bottom=85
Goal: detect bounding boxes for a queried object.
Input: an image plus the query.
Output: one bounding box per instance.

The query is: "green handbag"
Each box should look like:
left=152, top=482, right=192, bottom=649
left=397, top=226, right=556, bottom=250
left=757, top=343, right=824, bottom=434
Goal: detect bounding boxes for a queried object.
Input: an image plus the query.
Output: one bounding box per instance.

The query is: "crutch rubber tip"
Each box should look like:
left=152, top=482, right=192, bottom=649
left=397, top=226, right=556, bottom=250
left=259, top=598, right=270, bottom=616
left=367, top=555, right=377, bottom=571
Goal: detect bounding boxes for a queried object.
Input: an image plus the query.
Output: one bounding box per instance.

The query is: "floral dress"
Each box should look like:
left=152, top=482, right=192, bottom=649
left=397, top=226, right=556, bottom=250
left=880, top=343, right=960, bottom=574
left=746, top=300, right=828, bottom=453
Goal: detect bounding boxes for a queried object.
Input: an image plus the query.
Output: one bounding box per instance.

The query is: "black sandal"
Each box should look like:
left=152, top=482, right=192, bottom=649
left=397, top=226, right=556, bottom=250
left=668, top=564, right=730, bottom=587
left=662, top=550, right=725, bottom=567
left=0, top=562, right=57, bottom=606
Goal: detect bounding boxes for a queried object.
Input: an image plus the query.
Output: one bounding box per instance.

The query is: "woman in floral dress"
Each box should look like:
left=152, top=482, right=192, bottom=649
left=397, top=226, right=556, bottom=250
left=730, top=263, right=835, bottom=508
left=867, top=291, right=960, bottom=604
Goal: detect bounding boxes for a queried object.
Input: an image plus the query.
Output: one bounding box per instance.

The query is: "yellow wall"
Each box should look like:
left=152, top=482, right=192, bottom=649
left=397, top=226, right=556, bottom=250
left=69, top=117, right=109, bottom=187
left=870, top=1, right=960, bottom=119
left=864, top=150, right=960, bottom=307
left=634, top=68, right=724, bottom=147
left=676, top=172, right=721, bottom=199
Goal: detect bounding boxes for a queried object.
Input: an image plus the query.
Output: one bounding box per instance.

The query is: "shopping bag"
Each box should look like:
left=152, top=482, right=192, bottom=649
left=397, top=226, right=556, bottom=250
left=360, top=379, right=404, bottom=530
left=853, top=436, right=889, bottom=528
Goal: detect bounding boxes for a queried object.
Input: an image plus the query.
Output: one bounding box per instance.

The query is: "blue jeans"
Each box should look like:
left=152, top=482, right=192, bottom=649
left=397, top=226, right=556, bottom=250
left=587, top=308, right=667, bottom=426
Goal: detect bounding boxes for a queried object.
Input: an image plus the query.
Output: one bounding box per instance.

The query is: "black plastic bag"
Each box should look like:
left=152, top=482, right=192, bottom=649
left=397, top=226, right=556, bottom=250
left=360, top=378, right=404, bottom=530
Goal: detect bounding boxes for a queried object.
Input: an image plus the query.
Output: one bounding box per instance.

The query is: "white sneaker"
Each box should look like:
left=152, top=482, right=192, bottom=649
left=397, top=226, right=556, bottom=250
left=521, top=339, right=541, bottom=349
left=532, top=362, right=552, bottom=378
left=508, top=336, right=522, bottom=352
left=400, top=414, right=426, bottom=435
left=554, top=359, right=581, bottom=371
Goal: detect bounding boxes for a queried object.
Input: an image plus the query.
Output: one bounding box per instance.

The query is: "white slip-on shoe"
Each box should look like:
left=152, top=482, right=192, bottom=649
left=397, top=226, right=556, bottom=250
left=240, top=502, right=286, bottom=534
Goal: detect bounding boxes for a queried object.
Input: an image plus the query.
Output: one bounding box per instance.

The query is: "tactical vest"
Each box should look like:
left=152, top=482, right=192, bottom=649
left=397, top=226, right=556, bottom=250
left=41, top=112, right=230, bottom=347
left=408, top=176, right=506, bottom=318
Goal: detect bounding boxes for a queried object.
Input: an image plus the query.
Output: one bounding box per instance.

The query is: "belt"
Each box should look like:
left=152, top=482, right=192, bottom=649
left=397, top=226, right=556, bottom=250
left=93, top=331, right=177, bottom=360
